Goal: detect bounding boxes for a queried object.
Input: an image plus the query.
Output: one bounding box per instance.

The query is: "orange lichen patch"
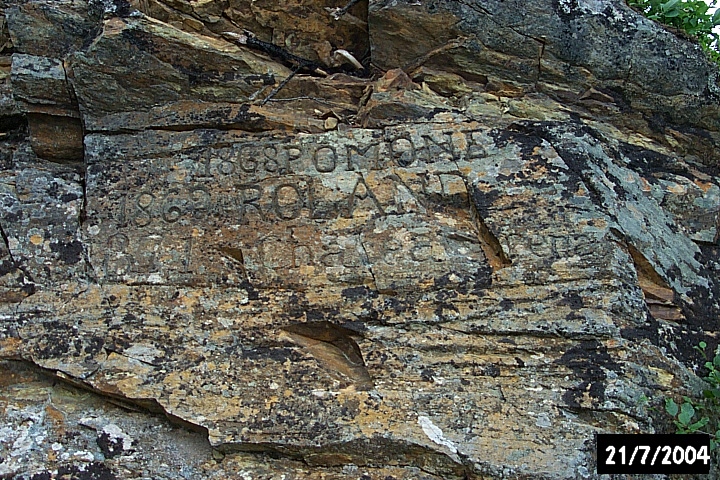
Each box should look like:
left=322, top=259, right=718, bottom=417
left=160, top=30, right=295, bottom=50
left=45, top=404, right=67, bottom=437
left=485, top=78, right=524, bottom=98
left=532, top=144, right=560, bottom=160
left=0, top=337, right=23, bottom=358
left=574, top=184, right=590, bottom=197
left=694, top=179, right=715, bottom=193
left=638, top=176, right=652, bottom=192
left=665, top=183, right=687, bottom=195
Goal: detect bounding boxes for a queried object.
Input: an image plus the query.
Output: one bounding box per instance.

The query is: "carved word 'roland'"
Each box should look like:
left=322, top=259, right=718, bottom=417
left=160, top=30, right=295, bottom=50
left=111, top=128, right=491, bottom=228
left=92, top=126, right=494, bottom=287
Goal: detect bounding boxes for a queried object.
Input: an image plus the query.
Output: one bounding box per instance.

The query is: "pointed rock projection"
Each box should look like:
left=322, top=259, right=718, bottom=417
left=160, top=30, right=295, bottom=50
left=280, top=321, right=374, bottom=391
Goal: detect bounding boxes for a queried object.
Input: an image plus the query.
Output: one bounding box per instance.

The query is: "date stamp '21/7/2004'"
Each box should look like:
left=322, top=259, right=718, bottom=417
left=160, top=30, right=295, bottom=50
left=597, top=434, right=711, bottom=474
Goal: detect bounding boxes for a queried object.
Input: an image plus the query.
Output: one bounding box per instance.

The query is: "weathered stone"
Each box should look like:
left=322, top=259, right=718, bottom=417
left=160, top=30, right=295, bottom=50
left=0, top=55, right=21, bottom=127
left=130, top=0, right=370, bottom=68
left=4, top=1, right=101, bottom=58
left=1, top=0, right=720, bottom=478
left=11, top=55, right=76, bottom=112
left=0, top=140, right=86, bottom=286
left=0, top=3, right=18, bottom=127
left=24, top=113, right=84, bottom=161
left=369, top=0, right=720, bottom=164
left=5, top=117, right=712, bottom=478
left=67, top=14, right=353, bottom=133
left=83, top=123, right=491, bottom=294
left=1, top=360, right=436, bottom=479
left=5, top=3, right=92, bottom=161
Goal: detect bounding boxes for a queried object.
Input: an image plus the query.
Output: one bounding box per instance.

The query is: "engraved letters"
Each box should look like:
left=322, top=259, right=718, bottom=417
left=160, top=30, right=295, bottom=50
left=90, top=125, right=494, bottom=288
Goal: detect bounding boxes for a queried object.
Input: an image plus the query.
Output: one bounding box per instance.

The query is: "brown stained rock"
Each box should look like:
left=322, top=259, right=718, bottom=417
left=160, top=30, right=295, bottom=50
left=68, top=15, right=289, bottom=128
left=280, top=321, right=374, bottom=391
left=26, top=113, right=84, bottom=162
left=1, top=1, right=720, bottom=479
left=133, top=0, right=370, bottom=68
left=66, top=14, right=369, bottom=133
left=411, top=67, right=478, bottom=97
left=375, top=68, right=418, bottom=92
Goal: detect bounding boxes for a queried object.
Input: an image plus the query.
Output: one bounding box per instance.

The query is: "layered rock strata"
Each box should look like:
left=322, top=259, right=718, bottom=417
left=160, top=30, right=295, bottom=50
left=0, top=0, right=719, bottom=478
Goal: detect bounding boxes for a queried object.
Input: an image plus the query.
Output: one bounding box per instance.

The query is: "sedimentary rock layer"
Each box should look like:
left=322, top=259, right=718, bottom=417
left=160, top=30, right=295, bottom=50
left=0, top=0, right=718, bottom=478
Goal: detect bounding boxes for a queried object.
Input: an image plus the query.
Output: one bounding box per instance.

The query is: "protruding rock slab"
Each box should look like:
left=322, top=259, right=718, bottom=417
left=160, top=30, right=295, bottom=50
left=5, top=2, right=97, bottom=161
left=5, top=118, right=713, bottom=478
left=369, top=0, right=720, bottom=162
left=131, top=0, right=370, bottom=68
left=9, top=54, right=84, bottom=161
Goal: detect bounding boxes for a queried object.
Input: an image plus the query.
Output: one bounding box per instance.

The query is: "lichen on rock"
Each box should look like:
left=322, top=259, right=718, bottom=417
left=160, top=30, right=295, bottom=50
left=0, top=0, right=719, bottom=478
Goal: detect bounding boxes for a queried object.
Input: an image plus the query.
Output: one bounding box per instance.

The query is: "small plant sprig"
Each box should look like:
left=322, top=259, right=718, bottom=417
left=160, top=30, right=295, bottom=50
left=664, top=342, right=720, bottom=451
left=627, top=0, right=720, bottom=64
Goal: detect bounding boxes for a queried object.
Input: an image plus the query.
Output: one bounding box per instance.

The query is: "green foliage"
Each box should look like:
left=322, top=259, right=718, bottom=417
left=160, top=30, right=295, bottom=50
left=627, top=0, right=720, bottom=64
left=663, top=342, right=720, bottom=452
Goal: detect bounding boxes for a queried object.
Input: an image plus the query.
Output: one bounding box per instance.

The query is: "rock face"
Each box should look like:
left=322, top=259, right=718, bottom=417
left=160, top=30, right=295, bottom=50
left=1, top=0, right=719, bottom=478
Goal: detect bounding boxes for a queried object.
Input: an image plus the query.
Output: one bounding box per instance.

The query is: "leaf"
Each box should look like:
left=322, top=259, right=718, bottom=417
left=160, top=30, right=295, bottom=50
left=694, top=3, right=709, bottom=16
left=713, top=354, right=720, bottom=368
left=666, top=397, right=679, bottom=417
left=678, top=402, right=696, bottom=425
left=689, top=417, right=709, bottom=431
left=702, top=388, right=720, bottom=399
left=713, top=9, right=720, bottom=25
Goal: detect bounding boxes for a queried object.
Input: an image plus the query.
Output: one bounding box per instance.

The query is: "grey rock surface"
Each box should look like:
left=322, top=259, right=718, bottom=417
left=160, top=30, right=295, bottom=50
left=1, top=0, right=719, bottom=478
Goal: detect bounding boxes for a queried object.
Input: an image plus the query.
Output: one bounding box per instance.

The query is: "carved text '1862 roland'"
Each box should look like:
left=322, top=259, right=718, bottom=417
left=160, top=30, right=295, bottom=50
left=86, top=125, right=495, bottom=290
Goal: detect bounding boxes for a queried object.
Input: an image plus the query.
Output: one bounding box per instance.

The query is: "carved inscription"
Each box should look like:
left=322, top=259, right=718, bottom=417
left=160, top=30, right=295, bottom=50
left=87, top=125, right=495, bottom=289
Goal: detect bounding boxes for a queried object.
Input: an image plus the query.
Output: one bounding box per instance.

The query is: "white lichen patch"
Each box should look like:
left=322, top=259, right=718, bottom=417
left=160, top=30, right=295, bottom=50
left=101, top=423, right=134, bottom=451
left=417, top=415, right=457, bottom=454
